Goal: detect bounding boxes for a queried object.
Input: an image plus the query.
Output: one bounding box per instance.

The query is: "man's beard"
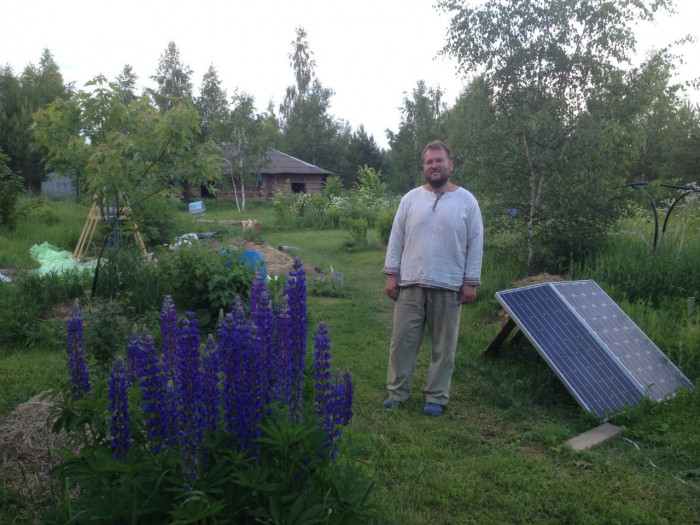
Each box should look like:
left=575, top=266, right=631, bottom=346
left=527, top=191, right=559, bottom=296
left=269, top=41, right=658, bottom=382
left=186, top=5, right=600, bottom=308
left=426, top=170, right=449, bottom=189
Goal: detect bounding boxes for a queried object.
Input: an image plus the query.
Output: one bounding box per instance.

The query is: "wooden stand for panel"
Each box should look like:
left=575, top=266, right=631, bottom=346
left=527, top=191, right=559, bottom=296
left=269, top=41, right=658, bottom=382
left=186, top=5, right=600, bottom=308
left=73, top=197, right=147, bottom=262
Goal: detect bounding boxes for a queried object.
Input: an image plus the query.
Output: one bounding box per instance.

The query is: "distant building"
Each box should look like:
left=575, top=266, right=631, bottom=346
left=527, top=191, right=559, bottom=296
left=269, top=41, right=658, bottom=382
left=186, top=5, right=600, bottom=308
left=212, top=148, right=332, bottom=201
left=41, top=172, right=77, bottom=197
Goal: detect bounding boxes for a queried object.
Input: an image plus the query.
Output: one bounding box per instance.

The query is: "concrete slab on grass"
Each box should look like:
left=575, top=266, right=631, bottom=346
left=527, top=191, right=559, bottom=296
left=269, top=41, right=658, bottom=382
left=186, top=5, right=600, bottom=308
left=566, top=423, right=621, bottom=451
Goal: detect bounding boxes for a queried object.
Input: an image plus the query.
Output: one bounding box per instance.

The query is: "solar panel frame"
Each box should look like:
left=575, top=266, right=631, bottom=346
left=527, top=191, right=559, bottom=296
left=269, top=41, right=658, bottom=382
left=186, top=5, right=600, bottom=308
left=494, top=280, right=693, bottom=418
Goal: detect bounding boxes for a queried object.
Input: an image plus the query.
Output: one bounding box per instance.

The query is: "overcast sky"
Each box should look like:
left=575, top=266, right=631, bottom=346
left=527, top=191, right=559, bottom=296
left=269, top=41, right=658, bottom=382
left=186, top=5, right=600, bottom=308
left=2, top=0, right=699, bottom=149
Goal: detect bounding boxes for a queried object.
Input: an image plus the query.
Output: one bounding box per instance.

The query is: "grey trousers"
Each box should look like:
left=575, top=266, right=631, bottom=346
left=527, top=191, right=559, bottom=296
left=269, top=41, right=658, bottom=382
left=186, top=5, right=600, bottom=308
left=386, top=286, right=462, bottom=405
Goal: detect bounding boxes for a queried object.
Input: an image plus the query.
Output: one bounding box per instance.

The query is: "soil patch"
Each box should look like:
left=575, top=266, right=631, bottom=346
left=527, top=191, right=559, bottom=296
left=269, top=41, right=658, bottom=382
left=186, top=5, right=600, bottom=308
left=199, top=238, right=297, bottom=278
left=0, top=265, right=21, bottom=279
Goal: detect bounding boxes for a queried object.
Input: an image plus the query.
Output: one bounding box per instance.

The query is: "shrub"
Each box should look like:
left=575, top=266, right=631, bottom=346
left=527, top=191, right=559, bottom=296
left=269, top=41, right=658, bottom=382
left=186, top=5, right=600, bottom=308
left=376, top=208, right=396, bottom=245
left=0, top=150, right=24, bottom=230
left=93, top=246, right=163, bottom=315
left=48, top=261, right=377, bottom=523
left=153, top=243, right=254, bottom=327
left=0, top=269, right=90, bottom=348
left=342, top=217, right=369, bottom=248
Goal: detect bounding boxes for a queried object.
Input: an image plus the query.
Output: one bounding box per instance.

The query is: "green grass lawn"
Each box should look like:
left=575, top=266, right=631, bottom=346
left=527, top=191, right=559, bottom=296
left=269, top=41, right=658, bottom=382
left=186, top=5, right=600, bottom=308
left=1, top=198, right=698, bottom=524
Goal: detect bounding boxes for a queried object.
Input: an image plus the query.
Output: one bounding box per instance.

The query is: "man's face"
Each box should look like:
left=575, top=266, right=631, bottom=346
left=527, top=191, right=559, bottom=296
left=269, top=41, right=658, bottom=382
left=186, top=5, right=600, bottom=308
left=422, top=148, right=453, bottom=189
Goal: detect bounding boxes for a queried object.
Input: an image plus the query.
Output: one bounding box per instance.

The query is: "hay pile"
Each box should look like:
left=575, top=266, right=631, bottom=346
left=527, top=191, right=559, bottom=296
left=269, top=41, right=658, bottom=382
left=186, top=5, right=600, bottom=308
left=0, top=391, right=69, bottom=502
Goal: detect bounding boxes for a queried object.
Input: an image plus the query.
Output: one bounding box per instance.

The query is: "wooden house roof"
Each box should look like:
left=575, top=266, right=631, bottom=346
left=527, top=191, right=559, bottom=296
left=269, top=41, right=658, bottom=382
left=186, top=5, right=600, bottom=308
left=221, top=146, right=333, bottom=176
left=263, top=149, right=333, bottom=176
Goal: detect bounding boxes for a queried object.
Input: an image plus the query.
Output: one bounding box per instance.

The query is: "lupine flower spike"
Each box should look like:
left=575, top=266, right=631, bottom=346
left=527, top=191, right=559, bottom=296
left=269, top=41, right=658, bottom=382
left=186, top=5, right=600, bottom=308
left=67, top=300, right=91, bottom=399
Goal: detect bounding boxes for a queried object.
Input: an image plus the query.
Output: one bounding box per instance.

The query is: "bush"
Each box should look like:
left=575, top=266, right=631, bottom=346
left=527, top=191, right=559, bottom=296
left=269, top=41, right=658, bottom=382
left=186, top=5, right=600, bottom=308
left=0, top=269, right=90, bottom=347
left=342, top=217, right=369, bottom=248
left=93, top=246, right=163, bottom=315
left=48, top=262, right=377, bottom=523
left=0, top=151, right=24, bottom=230
left=376, top=208, right=396, bottom=245
left=153, top=243, right=254, bottom=327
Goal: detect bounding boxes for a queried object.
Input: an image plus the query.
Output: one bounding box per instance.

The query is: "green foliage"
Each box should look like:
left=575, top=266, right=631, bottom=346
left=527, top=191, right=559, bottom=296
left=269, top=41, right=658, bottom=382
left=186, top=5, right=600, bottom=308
left=129, top=196, right=180, bottom=246
left=31, top=74, right=222, bottom=296
left=82, top=299, right=130, bottom=374
left=279, top=28, right=346, bottom=176
left=0, top=269, right=90, bottom=348
left=385, top=81, right=446, bottom=194
left=322, top=175, right=346, bottom=198
left=272, top=166, right=394, bottom=237
left=0, top=150, right=25, bottom=229
left=376, top=208, right=396, bottom=245
left=153, top=243, right=253, bottom=326
left=438, top=0, right=677, bottom=269
left=571, top=223, right=700, bottom=307
left=47, top=406, right=375, bottom=524
left=92, top=246, right=163, bottom=316
left=341, top=217, right=368, bottom=249
left=307, top=277, right=350, bottom=299
left=0, top=51, right=69, bottom=191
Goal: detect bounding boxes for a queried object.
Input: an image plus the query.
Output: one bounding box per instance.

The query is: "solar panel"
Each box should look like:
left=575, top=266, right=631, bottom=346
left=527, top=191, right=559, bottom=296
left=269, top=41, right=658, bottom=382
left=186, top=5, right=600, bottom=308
left=491, top=280, right=693, bottom=418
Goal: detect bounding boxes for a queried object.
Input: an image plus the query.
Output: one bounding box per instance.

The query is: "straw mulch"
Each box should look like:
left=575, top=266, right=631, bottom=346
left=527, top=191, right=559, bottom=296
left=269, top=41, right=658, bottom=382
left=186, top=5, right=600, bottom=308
left=0, top=391, right=70, bottom=503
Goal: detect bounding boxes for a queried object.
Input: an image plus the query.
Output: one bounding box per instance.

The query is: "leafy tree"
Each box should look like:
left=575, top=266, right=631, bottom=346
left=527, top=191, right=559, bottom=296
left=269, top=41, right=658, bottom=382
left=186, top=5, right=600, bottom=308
left=344, top=125, right=384, bottom=187
left=148, top=41, right=194, bottom=113
left=0, top=149, right=25, bottom=229
left=0, top=148, right=45, bottom=229
left=439, top=0, right=673, bottom=269
left=385, top=80, right=446, bottom=194
left=195, top=64, right=230, bottom=143
left=625, top=50, right=700, bottom=183
left=32, top=75, right=221, bottom=296
left=444, top=76, right=499, bottom=191
left=223, top=91, right=270, bottom=212
left=279, top=27, right=344, bottom=172
left=0, top=49, right=69, bottom=191
left=114, top=64, right=139, bottom=105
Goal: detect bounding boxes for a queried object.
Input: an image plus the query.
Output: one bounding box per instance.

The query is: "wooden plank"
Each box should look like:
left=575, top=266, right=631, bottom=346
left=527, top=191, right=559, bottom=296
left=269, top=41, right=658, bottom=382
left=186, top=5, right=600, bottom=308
left=566, top=423, right=622, bottom=451
left=483, top=317, right=517, bottom=356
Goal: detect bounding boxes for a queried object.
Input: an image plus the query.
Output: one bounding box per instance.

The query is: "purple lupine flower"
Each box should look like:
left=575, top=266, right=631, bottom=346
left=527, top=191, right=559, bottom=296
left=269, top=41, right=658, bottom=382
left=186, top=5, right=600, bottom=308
left=285, top=259, right=307, bottom=420
left=250, top=287, right=276, bottom=409
left=67, top=301, right=91, bottom=399
left=108, top=357, right=130, bottom=460
left=218, top=310, right=240, bottom=439
left=160, top=295, right=178, bottom=381
left=136, top=329, right=169, bottom=452
left=241, top=313, right=265, bottom=458
left=313, top=322, right=337, bottom=455
left=125, top=327, right=140, bottom=382
left=249, top=273, right=266, bottom=314
left=219, top=299, right=254, bottom=450
left=175, top=311, right=204, bottom=488
left=163, top=378, right=178, bottom=450
left=201, top=334, right=221, bottom=433
left=272, top=307, right=293, bottom=409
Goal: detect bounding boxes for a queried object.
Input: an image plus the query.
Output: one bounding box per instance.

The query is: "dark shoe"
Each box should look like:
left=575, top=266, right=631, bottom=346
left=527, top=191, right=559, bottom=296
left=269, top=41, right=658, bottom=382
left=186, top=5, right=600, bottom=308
left=383, top=397, right=403, bottom=409
left=423, top=402, right=444, bottom=416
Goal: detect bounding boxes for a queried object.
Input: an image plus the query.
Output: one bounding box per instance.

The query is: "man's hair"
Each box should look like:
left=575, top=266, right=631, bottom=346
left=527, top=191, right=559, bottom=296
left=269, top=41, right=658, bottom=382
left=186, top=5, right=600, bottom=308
left=421, top=140, right=452, bottom=162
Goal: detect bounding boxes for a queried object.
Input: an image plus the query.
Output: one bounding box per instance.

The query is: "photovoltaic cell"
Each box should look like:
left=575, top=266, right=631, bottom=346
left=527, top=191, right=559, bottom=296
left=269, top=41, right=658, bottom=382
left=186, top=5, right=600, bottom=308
left=494, top=280, right=693, bottom=418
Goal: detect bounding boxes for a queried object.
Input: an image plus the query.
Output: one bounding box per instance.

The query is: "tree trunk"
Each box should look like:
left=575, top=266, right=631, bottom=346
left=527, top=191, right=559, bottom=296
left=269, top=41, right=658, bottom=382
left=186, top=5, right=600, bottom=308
left=522, top=128, right=542, bottom=266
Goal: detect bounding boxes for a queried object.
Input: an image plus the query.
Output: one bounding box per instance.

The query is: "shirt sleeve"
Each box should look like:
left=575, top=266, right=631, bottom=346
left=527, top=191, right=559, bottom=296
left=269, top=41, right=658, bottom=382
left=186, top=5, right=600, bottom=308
left=382, top=196, right=407, bottom=276
left=463, top=199, right=484, bottom=286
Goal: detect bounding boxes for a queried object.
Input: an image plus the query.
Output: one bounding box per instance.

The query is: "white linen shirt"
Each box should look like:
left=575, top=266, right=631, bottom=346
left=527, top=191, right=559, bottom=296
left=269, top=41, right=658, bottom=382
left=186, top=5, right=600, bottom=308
left=383, top=186, right=483, bottom=291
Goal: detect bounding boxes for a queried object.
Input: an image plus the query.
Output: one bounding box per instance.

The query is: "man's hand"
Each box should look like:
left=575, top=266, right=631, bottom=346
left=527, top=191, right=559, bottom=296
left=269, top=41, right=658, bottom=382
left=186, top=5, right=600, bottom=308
left=459, top=284, right=477, bottom=304
left=385, top=275, right=399, bottom=301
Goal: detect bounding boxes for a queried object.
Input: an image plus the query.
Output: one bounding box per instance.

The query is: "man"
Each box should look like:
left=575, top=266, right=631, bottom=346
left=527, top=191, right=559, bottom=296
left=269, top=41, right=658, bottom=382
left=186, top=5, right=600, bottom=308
left=382, top=140, right=483, bottom=416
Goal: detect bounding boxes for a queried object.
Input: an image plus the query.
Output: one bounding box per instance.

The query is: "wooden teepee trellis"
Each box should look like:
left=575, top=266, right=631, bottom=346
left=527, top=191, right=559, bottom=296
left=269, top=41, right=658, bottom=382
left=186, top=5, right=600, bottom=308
left=73, top=195, right=147, bottom=262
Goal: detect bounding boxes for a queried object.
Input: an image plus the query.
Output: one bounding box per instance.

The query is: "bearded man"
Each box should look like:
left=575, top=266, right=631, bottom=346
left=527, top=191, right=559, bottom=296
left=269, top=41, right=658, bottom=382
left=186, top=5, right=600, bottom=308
left=382, top=140, right=484, bottom=416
